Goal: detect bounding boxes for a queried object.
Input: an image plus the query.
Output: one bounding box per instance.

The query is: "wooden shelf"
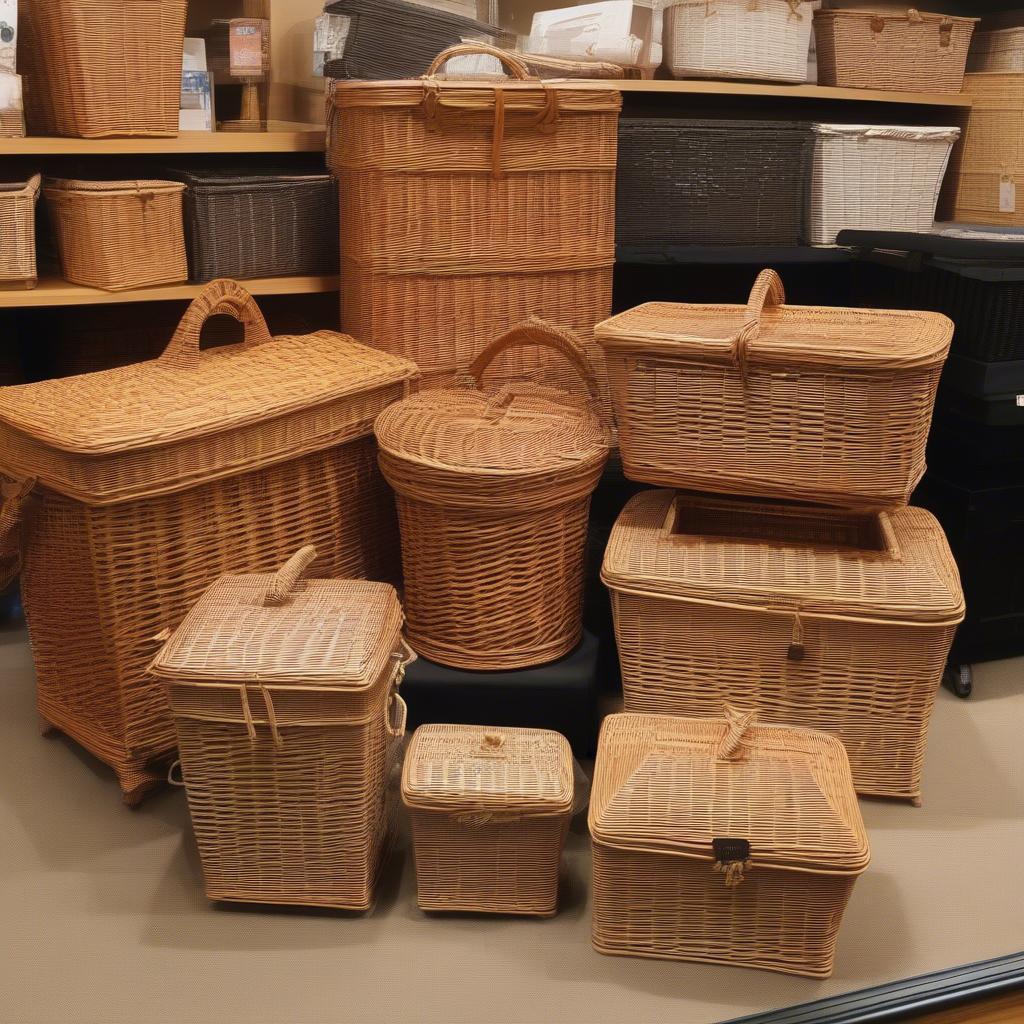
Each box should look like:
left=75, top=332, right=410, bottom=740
left=0, top=123, right=326, bottom=156
left=0, top=274, right=340, bottom=309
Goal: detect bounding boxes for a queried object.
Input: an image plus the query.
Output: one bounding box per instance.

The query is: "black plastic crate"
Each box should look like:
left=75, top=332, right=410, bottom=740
left=929, top=412, right=1024, bottom=475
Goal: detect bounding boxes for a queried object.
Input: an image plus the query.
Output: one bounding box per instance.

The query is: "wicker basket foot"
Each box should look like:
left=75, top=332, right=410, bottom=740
left=911, top=795, right=924, bottom=809
left=120, top=773, right=167, bottom=809
left=39, top=716, right=58, bottom=737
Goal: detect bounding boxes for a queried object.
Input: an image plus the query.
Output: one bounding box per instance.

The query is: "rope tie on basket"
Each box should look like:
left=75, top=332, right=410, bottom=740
left=491, top=86, right=506, bottom=180
left=239, top=684, right=256, bottom=743
left=713, top=856, right=753, bottom=888
left=788, top=609, right=806, bottom=662
left=716, top=704, right=757, bottom=761
left=260, top=685, right=283, bottom=748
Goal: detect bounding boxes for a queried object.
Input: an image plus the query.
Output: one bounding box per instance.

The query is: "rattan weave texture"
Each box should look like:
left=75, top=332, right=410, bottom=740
left=375, top=320, right=608, bottom=671
left=0, top=176, right=40, bottom=289
left=602, top=490, right=965, bottom=804
left=151, top=547, right=414, bottom=910
left=590, top=710, right=869, bottom=977
left=43, top=178, right=188, bottom=292
left=403, top=723, right=574, bottom=916
left=596, top=269, right=952, bottom=508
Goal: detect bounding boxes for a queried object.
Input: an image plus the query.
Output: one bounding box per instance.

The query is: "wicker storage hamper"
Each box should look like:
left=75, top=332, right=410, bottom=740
left=596, top=269, right=952, bottom=508
left=402, top=723, right=575, bottom=916
left=150, top=546, right=414, bottom=910
left=617, top=119, right=814, bottom=247
left=602, top=490, right=966, bottom=803
left=968, top=29, right=1024, bottom=74
left=164, top=167, right=339, bottom=283
left=43, top=178, right=188, bottom=292
left=590, top=710, right=870, bottom=977
left=375, top=320, right=609, bottom=671
left=0, top=176, right=40, bottom=290
left=814, top=8, right=977, bottom=94
left=328, top=44, right=620, bottom=420
left=19, top=0, right=187, bottom=138
left=808, top=123, right=959, bottom=246
left=665, top=0, right=816, bottom=84
left=0, top=279, right=417, bottom=803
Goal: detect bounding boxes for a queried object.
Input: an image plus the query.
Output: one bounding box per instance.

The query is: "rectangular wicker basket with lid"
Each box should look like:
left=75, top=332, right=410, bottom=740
left=590, top=710, right=870, bottom=978
left=0, top=280, right=418, bottom=803
left=602, top=489, right=965, bottom=804
left=596, top=268, right=952, bottom=508
left=327, top=44, right=620, bottom=424
left=402, top=723, right=575, bottom=916
left=150, top=546, right=414, bottom=910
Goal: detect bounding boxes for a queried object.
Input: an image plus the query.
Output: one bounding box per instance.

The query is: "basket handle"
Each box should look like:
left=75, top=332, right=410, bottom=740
left=468, top=317, right=601, bottom=405
left=731, top=269, right=785, bottom=372
left=424, top=43, right=532, bottom=80
left=263, top=545, right=318, bottom=607
left=161, top=279, right=273, bottom=368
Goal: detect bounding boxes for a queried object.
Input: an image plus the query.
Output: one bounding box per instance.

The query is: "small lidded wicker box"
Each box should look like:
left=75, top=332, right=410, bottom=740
left=402, top=724, right=575, bottom=917
left=590, top=709, right=870, bottom=978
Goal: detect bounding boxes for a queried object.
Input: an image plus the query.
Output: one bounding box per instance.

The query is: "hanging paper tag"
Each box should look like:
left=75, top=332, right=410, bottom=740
left=1016, top=395, right=1024, bottom=408
left=1000, top=179, right=1016, bottom=214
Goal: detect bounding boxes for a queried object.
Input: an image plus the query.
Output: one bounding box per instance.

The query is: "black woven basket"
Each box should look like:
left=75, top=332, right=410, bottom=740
left=165, top=167, right=339, bottom=282
left=323, top=0, right=503, bottom=80
left=616, top=119, right=814, bottom=247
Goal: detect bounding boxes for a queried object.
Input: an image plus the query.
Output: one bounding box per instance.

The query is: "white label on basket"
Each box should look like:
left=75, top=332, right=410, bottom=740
left=1017, top=395, right=1024, bottom=408
left=1000, top=180, right=1017, bottom=213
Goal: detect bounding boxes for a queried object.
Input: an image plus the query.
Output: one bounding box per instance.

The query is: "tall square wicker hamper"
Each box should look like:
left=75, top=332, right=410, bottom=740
left=328, top=44, right=621, bottom=424
left=0, top=280, right=418, bottom=804
left=402, top=724, right=575, bottom=916
left=602, top=490, right=965, bottom=804
left=150, top=546, right=414, bottom=910
left=590, top=710, right=870, bottom=978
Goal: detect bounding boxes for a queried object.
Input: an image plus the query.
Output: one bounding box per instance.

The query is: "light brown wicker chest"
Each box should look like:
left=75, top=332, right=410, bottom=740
left=150, top=547, right=414, bottom=910
left=602, top=490, right=965, bottom=804
left=402, top=723, right=575, bottom=916
left=590, top=710, right=870, bottom=978
left=0, top=280, right=418, bottom=803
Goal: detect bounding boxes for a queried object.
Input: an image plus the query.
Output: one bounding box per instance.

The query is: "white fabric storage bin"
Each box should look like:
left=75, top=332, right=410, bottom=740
left=808, top=123, right=959, bottom=246
left=665, top=0, right=815, bottom=84
left=527, top=1, right=661, bottom=73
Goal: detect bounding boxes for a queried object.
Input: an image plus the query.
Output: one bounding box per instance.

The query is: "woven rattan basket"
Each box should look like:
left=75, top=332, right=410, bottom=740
left=590, top=710, right=870, bottom=977
left=0, top=176, right=40, bottom=290
left=375, top=320, right=609, bottom=671
left=403, top=723, right=575, bottom=916
left=617, top=119, right=814, bottom=247
left=814, top=8, right=977, bottom=93
left=20, top=0, right=187, bottom=137
left=166, top=167, right=339, bottom=283
left=596, top=269, right=952, bottom=508
left=328, top=44, right=620, bottom=421
left=665, top=0, right=816, bottom=83
left=0, top=280, right=417, bottom=803
left=602, top=490, right=966, bottom=803
left=150, top=546, right=414, bottom=910
left=44, top=178, right=188, bottom=292
left=809, top=124, right=959, bottom=245
left=968, top=29, right=1024, bottom=74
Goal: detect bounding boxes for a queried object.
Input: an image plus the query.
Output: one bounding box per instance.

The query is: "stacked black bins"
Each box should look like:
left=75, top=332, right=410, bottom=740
left=843, top=229, right=1024, bottom=696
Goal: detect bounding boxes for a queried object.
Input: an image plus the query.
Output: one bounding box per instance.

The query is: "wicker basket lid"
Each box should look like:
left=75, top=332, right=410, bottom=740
left=811, top=123, right=961, bottom=143
left=150, top=546, right=406, bottom=687
left=596, top=268, right=952, bottom=370
left=602, top=490, right=965, bottom=626
left=590, top=711, right=870, bottom=878
left=43, top=177, right=187, bottom=197
left=402, top=724, right=575, bottom=815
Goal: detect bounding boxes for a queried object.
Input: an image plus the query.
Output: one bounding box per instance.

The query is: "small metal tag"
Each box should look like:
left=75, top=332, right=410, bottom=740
left=713, top=838, right=751, bottom=864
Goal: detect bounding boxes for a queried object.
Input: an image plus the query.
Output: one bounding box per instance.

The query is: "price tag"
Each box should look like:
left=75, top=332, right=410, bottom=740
left=1000, top=179, right=1017, bottom=214
left=1016, top=395, right=1024, bottom=408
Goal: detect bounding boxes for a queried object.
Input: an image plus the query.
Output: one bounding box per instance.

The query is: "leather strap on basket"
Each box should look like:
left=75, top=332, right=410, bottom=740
left=713, top=706, right=756, bottom=887
left=161, top=279, right=273, bottom=369
left=731, top=269, right=786, bottom=377
left=263, top=545, right=318, bottom=607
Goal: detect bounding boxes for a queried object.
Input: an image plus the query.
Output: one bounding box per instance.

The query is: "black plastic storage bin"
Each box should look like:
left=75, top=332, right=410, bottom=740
left=616, top=119, right=814, bottom=247
left=165, top=167, right=339, bottom=282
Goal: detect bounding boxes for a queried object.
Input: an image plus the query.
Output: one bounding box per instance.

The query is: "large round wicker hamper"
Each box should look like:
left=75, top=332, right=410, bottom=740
left=374, top=319, right=609, bottom=671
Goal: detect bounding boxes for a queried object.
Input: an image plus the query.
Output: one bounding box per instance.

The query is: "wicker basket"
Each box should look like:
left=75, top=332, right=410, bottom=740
left=968, top=29, right=1024, bottom=74
left=375, top=320, right=609, bottom=671
left=596, top=268, right=952, bottom=508
left=602, top=490, right=966, bottom=804
left=20, top=0, right=187, bottom=138
left=150, top=546, right=414, bottom=910
left=617, top=119, right=814, bottom=247
left=328, top=44, right=620, bottom=422
left=814, top=8, right=977, bottom=93
left=402, top=723, right=575, bottom=916
left=43, top=178, right=188, bottom=292
left=0, top=176, right=40, bottom=290
left=165, top=167, right=339, bottom=283
left=590, top=710, right=870, bottom=978
left=808, top=123, right=959, bottom=246
left=0, top=280, right=417, bottom=803
left=665, top=0, right=816, bottom=84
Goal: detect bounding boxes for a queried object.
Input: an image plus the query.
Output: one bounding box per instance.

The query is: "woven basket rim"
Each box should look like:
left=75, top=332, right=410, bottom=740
left=814, top=8, right=978, bottom=24
left=622, top=116, right=813, bottom=133
left=43, top=178, right=186, bottom=196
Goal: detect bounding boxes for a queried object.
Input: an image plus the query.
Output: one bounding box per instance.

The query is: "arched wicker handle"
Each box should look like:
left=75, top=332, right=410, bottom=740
left=162, top=279, right=273, bottom=368
left=263, top=545, right=318, bottom=607
left=716, top=704, right=757, bottom=761
left=468, top=318, right=601, bottom=404
left=732, top=269, right=786, bottom=371
left=425, top=43, right=532, bottom=80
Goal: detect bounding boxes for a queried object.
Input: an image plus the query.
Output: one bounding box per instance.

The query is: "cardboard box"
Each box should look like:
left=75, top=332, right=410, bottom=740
left=527, top=1, right=661, bottom=70
left=0, top=0, right=17, bottom=75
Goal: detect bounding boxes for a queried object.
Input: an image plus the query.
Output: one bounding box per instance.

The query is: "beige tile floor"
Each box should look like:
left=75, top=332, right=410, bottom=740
left=1, top=624, right=1021, bottom=1024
